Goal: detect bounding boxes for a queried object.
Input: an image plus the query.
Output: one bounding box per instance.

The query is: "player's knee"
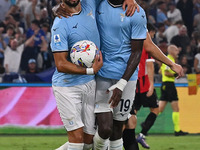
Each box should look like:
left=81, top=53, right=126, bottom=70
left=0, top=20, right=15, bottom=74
left=98, top=125, right=112, bottom=139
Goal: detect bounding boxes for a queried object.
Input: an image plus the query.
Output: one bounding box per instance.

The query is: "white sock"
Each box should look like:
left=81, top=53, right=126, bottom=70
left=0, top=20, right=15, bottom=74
left=55, top=142, right=68, bottom=150
left=68, top=143, right=84, bottom=150
left=83, top=143, right=93, bottom=150
left=93, top=132, right=109, bottom=150
left=109, top=138, right=123, bottom=150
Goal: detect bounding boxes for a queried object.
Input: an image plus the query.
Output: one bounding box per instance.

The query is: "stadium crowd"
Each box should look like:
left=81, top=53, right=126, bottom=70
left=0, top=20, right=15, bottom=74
left=0, top=0, right=200, bottom=83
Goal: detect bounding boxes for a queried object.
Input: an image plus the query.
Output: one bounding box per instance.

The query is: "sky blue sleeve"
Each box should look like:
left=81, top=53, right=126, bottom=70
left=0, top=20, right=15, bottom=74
left=50, top=18, right=69, bottom=52
left=81, top=0, right=102, bottom=10
left=131, top=6, right=147, bottom=40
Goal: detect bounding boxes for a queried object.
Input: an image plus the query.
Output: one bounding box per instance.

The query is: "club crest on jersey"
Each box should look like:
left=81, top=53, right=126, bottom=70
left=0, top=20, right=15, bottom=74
left=54, top=34, right=61, bottom=46
left=87, top=11, right=95, bottom=19
left=120, top=13, right=125, bottom=22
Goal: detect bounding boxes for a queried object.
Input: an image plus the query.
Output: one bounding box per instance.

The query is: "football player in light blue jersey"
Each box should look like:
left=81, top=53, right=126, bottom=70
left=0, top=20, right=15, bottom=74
left=50, top=0, right=103, bottom=149
left=93, top=0, right=147, bottom=149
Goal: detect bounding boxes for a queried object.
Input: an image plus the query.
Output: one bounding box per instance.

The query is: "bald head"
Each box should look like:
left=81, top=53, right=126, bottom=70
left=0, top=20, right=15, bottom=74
left=167, top=45, right=179, bottom=58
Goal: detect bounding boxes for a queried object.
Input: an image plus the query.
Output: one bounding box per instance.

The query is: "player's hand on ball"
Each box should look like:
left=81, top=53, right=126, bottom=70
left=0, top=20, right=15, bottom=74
left=52, top=3, right=72, bottom=18
left=92, top=50, right=103, bottom=74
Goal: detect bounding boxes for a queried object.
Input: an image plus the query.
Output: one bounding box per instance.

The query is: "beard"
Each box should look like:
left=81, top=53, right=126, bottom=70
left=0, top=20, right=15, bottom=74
left=64, top=0, right=80, bottom=7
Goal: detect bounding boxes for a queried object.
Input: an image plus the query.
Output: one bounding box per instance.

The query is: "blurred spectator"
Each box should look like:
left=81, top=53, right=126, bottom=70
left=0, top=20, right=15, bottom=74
left=177, top=0, right=194, bottom=37
left=155, top=23, right=166, bottom=44
left=26, top=58, right=39, bottom=73
left=0, top=34, right=6, bottom=65
left=26, top=20, right=46, bottom=46
left=179, top=55, right=192, bottom=74
left=185, top=45, right=195, bottom=68
left=167, top=2, right=182, bottom=24
left=193, top=4, right=200, bottom=32
left=194, top=47, right=200, bottom=74
left=0, top=0, right=11, bottom=21
left=41, top=23, right=50, bottom=44
left=170, top=25, right=190, bottom=58
left=0, top=15, right=16, bottom=34
left=158, top=37, right=168, bottom=55
left=20, top=33, right=39, bottom=73
left=40, top=8, right=50, bottom=25
left=3, top=25, right=15, bottom=45
left=24, top=0, right=41, bottom=29
left=3, top=38, right=24, bottom=74
left=156, top=1, right=170, bottom=28
left=37, top=39, right=52, bottom=72
left=163, top=20, right=184, bottom=43
left=26, top=19, right=47, bottom=58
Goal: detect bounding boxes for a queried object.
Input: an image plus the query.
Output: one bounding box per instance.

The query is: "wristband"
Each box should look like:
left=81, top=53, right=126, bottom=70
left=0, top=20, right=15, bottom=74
left=86, top=68, right=94, bottom=75
left=108, top=78, right=128, bottom=92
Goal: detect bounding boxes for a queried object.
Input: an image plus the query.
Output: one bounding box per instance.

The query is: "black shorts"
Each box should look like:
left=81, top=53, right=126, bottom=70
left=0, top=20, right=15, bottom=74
left=160, top=82, right=178, bottom=102
left=133, top=89, right=158, bottom=111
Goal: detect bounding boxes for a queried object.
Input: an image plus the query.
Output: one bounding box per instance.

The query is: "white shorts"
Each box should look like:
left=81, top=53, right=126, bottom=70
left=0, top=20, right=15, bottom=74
left=94, top=76, right=137, bottom=121
left=52, top=80, right=96, bottom=135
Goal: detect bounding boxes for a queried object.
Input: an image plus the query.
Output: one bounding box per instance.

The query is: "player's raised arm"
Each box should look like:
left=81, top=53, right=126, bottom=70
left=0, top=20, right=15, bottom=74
left=144, top=33, right=184, bottom=78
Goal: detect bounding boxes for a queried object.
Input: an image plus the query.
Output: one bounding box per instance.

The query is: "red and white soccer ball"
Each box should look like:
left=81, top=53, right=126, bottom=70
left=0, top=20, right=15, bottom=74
left=70, top=40, right=99, bottom=68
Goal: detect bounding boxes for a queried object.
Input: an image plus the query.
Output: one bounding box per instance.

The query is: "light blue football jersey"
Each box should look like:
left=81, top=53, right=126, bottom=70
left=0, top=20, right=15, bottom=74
left=96, top=0, right=147, bottom=81
left=50, top=0, right=100, bottom=87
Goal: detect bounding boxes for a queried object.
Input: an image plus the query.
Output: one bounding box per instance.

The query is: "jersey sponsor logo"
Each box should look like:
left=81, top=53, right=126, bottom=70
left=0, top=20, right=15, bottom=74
left=72, top=23, right=78, bottom=29
left=54, top=34, right=61, bottom=46
left=53, top=27, right=59, bottom=31
left=120, top=13, right=125, bottom=22
left=87, top=10, right=95, bottom=19
left=142, top=15, right=145, bottom=18
left=120, top=113, right=126, bottom=116
left=97, top=10, right=103, bottom=15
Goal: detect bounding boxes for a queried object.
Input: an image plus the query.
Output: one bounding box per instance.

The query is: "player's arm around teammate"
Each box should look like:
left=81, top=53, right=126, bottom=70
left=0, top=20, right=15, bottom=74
left=52, top=0, right=140, bottom=18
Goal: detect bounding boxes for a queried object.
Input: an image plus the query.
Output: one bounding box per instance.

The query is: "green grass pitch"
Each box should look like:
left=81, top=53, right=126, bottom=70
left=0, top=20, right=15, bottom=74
left=0, top=134, right=200, bottom=150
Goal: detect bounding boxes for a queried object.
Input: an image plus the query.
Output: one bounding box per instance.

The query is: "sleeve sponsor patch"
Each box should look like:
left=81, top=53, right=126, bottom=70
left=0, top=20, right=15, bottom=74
left=54, top=34, right=61, bottom=46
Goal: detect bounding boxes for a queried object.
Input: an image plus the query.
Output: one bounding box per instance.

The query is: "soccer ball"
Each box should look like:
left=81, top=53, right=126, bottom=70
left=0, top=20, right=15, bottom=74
left=70, top=40, right=99, bottom=68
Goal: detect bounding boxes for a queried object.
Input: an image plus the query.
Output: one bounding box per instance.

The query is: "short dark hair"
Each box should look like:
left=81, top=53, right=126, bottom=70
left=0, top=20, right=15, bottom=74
left=31, top=20, right=40, bottom=27
left=147, top=23, right=156, bottom=32
left=157, top=1, right=165, bottom=6
left=174, top=20, right=184, bottom=25
left=42, top=23, right=50, bottom=28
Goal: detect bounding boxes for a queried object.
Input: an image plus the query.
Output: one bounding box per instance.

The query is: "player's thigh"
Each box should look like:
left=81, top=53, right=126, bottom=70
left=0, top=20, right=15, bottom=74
left=52, top=85, right=84, bottom=132
left=95, top=76, right=113, bottom=113
left=82, top=80, right=96, bottom=136
left=113, top=80, right=137, bottom=121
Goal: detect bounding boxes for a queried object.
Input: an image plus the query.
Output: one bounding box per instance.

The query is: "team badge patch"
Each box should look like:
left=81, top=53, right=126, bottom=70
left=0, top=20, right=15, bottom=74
left=120, top=13, right=125, bottom=22
left=54, top=34, right=61, bottom=46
